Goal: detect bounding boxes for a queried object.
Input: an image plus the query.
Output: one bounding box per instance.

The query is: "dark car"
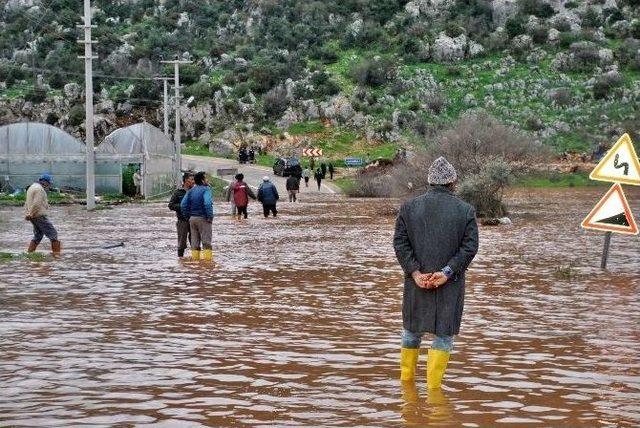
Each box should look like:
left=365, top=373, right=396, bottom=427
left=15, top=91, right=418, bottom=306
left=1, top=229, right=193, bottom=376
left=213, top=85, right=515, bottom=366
left=273, top=157, right=302, bottom=178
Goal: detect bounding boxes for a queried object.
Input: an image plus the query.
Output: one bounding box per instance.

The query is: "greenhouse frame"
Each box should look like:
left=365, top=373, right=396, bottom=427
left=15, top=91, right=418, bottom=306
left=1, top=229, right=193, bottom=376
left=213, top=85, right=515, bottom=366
left=0, top=122, right=175, bottom=198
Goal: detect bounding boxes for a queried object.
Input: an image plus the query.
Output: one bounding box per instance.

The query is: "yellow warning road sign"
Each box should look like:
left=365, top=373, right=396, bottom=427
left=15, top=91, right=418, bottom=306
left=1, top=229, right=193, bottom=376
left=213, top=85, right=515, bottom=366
left=590, top=133, right=640, bottom=186
left=581, top=183, right=638, bottom=235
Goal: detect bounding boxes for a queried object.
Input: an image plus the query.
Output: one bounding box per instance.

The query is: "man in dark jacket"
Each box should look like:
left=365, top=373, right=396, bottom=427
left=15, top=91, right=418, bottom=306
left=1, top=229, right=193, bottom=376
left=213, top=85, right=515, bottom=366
left=168, top=172, right=195, bottom=257
left=286, top=174, right=300, bottom=202
left=257, top=176, right=279, bottom=217
left=314, top=168, right=323, bottom=191
left=232, top=173, right=256, bottom=220
left=393, top=157, right=479, bottom=389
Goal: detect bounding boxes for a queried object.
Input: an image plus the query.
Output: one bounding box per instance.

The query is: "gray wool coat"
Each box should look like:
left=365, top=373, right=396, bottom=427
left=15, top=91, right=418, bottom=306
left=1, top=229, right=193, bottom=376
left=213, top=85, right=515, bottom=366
left=393, top=186, right=479, bottom=337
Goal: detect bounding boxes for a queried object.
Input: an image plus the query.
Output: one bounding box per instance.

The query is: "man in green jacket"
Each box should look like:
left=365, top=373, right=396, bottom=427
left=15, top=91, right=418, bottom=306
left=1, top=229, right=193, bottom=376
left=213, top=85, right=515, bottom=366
left=393, top=157, right=479, bottom=389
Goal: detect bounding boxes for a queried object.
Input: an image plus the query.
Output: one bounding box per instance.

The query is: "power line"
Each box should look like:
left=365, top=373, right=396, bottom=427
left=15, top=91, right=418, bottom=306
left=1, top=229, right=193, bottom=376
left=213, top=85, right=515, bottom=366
left=1, top=61, right=160, bottom=81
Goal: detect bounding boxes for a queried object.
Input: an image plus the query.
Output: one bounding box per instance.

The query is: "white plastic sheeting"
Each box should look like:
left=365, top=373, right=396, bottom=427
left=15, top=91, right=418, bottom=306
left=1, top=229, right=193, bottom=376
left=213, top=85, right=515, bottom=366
left=98, top=122, right=174, bottom=198
left=0, top=122, right=121, bottom=193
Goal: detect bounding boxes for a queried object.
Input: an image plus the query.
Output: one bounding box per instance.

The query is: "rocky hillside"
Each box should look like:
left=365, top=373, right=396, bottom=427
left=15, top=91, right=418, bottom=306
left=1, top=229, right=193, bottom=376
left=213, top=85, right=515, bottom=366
left=1, top=0, right=639, bottom=157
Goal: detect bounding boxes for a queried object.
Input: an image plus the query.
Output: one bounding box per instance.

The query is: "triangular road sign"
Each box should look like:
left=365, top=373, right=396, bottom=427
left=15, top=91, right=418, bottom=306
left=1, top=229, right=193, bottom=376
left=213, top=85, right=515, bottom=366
left=581, top=183, right=638, bottom=235
left=590, top=133, right=640, bottom=186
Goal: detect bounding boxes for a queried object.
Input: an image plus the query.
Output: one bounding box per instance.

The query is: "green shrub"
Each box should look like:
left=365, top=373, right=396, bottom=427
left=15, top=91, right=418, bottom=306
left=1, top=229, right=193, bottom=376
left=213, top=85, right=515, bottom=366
left=446, top=66, right=462, bottom=77
left=519, top=0, right=555, bottom=18
left=309, top=45, right=339, bottom=64
left=444, top=22, right=465, bottom=38
left=68, top=104, right=85, bottom=127
left=581, top=8, right=603, bottom=29
left=350, top=56, right=396, bottom=87
left=592, top=73, right=623, bottom=100
left=631, top=20, right=640, bottom=39
left=47, top=73, right=66, bottom=89
left=569, top=41, right=600, bottom=71
left=458, top=159, right=512, bottom=218
left=531, top=26, right=548, bottom=44
left=553, top=18, right=572, bottom=32
left=45, top=112, right=59, bottom=125
left=263, top=84, right=288, bottom=119
left=185, top=81, right=214, bottom=101
left=505, top=16, right=526, bottom=38
left=25, top=87, right=47, bottom=103
left=558, top=32, right=580, bottom=48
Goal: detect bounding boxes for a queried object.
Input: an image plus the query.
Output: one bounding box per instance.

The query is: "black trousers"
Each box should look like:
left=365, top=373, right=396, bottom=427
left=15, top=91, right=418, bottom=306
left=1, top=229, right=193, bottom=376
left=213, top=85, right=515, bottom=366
left=263, top=204, right=277, bottom=217
left=237, top=206, right=248, bottom=218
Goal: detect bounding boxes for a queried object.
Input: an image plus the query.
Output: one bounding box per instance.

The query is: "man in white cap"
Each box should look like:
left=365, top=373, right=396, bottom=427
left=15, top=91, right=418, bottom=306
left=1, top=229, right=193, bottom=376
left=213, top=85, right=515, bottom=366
left=393, top=156, right=479, bottom=389
left=257, top=176, right=279, bottom=218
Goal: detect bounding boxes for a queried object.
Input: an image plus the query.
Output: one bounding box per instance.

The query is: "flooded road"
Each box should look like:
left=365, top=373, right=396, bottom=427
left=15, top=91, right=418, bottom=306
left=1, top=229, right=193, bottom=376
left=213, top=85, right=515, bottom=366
left=1, top=187, right=639, bottom=426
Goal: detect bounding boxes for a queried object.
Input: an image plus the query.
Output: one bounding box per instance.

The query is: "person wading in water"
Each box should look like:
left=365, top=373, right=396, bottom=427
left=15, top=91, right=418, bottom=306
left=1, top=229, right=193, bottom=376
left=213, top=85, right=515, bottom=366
left=24, top=173, right=61, bottom=256
left=168, top=172, right=195, bottom=258
left=393, top=157, right=479, bottom=389
left=180, top=171, right=214, bottom=262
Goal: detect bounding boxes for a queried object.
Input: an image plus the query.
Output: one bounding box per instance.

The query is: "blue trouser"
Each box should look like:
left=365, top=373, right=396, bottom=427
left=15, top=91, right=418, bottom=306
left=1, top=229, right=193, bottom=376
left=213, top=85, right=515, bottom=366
left=402, top=329, right=454, bottom=352
left=30, top=216, right=58, bottom=244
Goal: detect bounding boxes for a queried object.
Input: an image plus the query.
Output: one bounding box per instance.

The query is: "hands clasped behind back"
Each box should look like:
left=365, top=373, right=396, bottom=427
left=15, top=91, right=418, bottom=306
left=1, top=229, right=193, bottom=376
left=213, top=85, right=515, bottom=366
left=411, top=270, right=448, bottom=289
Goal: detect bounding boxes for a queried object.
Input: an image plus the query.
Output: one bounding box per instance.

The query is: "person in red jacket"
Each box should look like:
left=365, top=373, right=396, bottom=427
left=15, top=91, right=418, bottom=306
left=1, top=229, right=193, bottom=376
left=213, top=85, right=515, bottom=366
left=232, top=173, right=256, bottom=220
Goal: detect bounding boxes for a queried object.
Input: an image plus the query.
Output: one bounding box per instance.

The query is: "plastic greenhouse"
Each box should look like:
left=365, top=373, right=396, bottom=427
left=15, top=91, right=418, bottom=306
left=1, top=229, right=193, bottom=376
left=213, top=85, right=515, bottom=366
left=0, top=122, right=175, bottom=198
left=0, top=122, right=120, bottom=193
left=97, top=122, right=174, bottom=198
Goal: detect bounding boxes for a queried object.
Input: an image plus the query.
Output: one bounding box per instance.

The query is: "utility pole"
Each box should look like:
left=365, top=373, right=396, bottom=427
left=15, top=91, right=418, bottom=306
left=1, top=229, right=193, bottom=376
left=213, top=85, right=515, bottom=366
left=154, top=77, right=171, bottom=137
left=77, top=0, right=97, bottom=210
left=160, top=59, right=192, bottom=186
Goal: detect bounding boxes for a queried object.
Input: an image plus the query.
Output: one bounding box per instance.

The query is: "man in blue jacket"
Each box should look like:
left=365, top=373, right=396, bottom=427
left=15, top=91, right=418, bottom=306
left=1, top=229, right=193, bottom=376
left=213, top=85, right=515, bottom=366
left=180, top=171, right=214, bottom=261
left=257, top=176, right=279, bottom=218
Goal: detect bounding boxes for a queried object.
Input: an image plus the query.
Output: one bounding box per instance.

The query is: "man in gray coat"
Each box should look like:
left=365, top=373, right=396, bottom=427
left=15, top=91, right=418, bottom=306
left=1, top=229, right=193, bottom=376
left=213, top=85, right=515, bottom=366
left=393, top=157, right=479, bottom=389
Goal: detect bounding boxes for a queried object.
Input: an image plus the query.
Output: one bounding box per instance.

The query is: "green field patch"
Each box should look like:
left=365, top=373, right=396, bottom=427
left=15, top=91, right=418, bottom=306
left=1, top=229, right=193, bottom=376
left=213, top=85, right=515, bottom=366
left=288, top=121, right=325, bottom=135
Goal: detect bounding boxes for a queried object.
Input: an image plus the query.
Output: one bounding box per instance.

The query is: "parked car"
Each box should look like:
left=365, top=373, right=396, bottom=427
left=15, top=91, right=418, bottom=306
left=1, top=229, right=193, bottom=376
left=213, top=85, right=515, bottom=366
left=273, top=157, right=302, bottom=177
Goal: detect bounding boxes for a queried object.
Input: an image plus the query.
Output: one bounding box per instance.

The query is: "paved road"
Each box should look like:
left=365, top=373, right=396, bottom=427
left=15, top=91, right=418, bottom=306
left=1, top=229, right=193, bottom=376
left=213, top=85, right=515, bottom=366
left=182, top=155, right=341, bottom=195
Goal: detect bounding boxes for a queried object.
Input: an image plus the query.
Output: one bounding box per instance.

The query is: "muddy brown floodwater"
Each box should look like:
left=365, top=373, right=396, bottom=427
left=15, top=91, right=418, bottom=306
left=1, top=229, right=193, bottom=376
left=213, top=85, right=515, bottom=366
left=1, top=187, right=639, bottom=427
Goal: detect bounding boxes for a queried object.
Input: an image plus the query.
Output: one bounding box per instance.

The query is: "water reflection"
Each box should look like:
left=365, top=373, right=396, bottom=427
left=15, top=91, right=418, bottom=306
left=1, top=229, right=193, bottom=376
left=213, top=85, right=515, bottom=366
left=401, top=382, right=453, bottom=426
left=0, top=188, right=639, bottom=426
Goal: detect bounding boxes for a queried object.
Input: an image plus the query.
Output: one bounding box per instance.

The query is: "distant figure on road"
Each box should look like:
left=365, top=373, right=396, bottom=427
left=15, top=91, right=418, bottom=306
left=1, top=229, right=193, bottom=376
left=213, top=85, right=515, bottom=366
left=302, top=167, right=311, bottom=187
left=286, top=174, right=300, bottom=202
left=24, top=173, right=61, bottom=256
left=249, top=147, right=255, bottom=164
left=314, top=168, right=323, bottom=191
left=168, top=172, right=195, bottom=258
left=328, top=162, right=335, bottom=180
left=181, top=171, right=214, bottom=262
left=257, top=176, right=279, bottom=218
left=232, top=173, right=257, bottom=220
left=133, top=168, right=142, bottom=197
left=320, top=162, right=327, bottom=178
left=224, top=177, right=237, bottom=216
left=393, top=157, right=479, bottom=389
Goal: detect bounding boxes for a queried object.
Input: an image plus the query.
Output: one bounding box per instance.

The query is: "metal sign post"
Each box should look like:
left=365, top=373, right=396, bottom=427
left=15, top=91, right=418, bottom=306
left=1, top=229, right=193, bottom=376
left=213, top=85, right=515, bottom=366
left=600, top=232, right=612, bottom=270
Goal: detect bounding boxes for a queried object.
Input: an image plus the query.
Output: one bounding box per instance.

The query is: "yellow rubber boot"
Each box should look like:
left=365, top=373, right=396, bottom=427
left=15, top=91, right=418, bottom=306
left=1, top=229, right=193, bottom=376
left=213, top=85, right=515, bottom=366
left=400, top=348, right=420, bottom=381
left=191, top=250, right=200, bottom=261
left=202, top=249, right=213, bottom=261
left=427, top=349, right=450, bottom=389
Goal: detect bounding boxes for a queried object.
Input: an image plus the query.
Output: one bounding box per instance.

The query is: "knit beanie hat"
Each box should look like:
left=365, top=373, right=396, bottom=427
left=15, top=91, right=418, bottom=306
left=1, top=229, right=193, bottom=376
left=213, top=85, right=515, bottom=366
left=428, top=157, right=457, bottom=185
